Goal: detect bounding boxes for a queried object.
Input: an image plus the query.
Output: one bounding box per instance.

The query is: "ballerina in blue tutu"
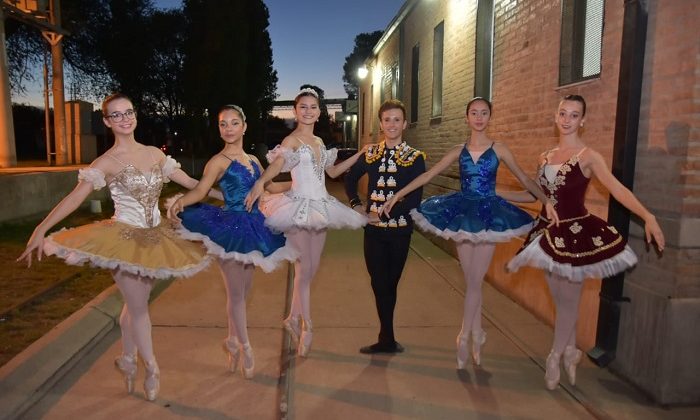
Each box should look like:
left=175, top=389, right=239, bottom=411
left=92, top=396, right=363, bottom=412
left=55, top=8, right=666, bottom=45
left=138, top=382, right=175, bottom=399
left=383, top=97, right=558, bottom=368
left=167, top=104, right=297, bottom=379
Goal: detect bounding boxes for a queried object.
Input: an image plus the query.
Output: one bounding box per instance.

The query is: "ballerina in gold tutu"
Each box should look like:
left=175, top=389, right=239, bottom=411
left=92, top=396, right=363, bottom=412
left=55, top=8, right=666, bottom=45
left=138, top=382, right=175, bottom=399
left=17, top=93, right=218, bottom=401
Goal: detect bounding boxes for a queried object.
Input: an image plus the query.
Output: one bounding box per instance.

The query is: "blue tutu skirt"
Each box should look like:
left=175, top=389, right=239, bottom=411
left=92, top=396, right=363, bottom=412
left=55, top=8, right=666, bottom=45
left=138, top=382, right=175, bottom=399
left=412, top=193, right=534, bottom=243
left=176, top=203, right=296, bottom=273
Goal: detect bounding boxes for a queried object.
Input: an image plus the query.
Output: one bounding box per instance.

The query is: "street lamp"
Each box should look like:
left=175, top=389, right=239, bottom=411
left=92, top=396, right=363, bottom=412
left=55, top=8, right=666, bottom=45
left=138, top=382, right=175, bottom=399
left=357, top=66, right=369, bottom=80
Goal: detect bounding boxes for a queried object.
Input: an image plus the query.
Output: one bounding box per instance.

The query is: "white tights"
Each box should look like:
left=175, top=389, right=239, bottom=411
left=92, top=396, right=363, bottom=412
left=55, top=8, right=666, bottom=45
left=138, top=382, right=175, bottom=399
left=456, top=242, right=496, bottom=336
left=546, top=273, right=583, bottom=354
left=286, top=229, right=327, bottom=321
left=220, top=258, right=254, bottom=344
left=114, top=270, right=155, bottom=362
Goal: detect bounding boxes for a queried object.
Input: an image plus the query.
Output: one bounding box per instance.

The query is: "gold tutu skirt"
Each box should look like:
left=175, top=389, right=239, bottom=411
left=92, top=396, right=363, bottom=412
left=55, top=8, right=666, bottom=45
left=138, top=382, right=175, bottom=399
left=44, top=219, right=211, bottom=279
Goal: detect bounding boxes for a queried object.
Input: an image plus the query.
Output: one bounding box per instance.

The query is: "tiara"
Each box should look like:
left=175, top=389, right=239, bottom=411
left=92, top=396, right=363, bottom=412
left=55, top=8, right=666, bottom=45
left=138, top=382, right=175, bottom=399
left=298, top=87, right=319, bottom=98
left=223, top=104, right=246, bottom=121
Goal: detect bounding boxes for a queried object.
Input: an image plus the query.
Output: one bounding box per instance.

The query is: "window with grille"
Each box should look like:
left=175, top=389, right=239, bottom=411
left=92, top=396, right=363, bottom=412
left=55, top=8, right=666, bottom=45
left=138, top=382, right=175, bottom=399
left=432, top=21, right=444, bottom=117
left=474, top=0, right=494, bottom=99
left=559, top=0, right=604, bottom=85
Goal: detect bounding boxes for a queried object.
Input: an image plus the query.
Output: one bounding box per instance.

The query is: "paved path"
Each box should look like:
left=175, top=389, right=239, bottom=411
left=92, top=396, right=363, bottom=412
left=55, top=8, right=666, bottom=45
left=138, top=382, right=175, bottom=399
left=2, top=183, right=698, bottom=419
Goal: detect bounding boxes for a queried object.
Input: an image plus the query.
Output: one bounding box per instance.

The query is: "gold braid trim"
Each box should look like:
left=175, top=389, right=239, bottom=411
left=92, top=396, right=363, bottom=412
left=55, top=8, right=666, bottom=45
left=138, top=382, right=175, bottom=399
left=538, top=212, right=591, bottom=223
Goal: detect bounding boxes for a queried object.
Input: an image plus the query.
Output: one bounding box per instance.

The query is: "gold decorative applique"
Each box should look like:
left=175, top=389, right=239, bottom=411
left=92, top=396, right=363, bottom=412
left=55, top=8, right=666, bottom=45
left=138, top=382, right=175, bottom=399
left=110, top=164, right=163, bottom=228
left=607, top=226, right=618, bottom=234
left=555, top=237, right=565, bottom=248
left=544, top=230, right=622, bottom=257
left=538, top=152, right=583, bottom=209
left=592, top=236, right=604, bottom=247
left=119, top=227, right=161, bottom=246
left=569, top=222, right=582, bottom=234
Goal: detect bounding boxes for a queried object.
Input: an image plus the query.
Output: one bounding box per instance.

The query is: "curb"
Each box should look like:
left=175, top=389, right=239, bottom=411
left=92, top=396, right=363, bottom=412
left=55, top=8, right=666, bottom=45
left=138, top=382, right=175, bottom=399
left=0, top=279, right=172, bottom=420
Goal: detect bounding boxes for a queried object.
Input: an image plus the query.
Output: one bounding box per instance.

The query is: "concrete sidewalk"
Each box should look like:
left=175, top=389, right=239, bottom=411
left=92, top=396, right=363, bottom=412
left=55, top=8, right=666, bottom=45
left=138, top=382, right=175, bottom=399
left=2, top=199, right=699, bottom=418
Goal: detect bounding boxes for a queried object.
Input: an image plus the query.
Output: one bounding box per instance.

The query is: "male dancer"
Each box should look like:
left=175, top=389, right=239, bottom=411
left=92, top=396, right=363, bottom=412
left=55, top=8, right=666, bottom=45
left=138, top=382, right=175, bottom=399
left=345, top=99, right=425, bottom=354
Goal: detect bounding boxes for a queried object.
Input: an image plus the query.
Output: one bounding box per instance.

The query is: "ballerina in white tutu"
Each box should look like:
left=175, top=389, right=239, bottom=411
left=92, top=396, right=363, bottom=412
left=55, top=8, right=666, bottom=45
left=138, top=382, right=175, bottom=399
left=244, top=87, right=367, bottom=357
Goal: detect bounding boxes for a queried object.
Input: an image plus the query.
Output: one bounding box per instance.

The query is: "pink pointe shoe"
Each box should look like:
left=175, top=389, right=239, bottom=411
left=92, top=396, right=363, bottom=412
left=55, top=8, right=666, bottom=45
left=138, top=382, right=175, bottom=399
left=143, top=359, right=160, bottom=401
left=223, top=338, right=241, bottom=373
left=471, top=330, right=486, bottom=366
left=563, top=345, right=582, bottom=386
left=283, top=315, right=301, bottom=343
left=298, top=318, right=313, bottom=357
left=114, top=353, right=137, bottom=394
left=544, top=351, right=562, bottom=390
left=241, top=342, right=255, bottom=379
left=456, top=333, right=470, bottom=369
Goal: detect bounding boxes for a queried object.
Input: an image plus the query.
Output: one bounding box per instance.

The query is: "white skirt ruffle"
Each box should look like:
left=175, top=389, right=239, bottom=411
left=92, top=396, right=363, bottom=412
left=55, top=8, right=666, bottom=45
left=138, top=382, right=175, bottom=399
left=506, top=234, right=639, bottom=282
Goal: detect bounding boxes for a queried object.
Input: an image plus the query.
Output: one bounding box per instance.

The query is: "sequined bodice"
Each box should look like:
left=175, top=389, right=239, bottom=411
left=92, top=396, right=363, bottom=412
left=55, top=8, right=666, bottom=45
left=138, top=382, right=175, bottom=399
left=538, top=154, right=590, bottom=218
left=460, top=146, right=498, bottom=198
left=288, top=144, right=329, bottom=199
left=108, top=164, right=164, bottom=228
left=220, top=160, right=261, bottom=212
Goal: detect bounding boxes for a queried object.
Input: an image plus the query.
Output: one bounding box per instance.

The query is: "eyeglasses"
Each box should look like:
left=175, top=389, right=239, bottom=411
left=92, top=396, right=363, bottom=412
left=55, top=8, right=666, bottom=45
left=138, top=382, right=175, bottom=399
left=105, top=109, right=136, bottom=122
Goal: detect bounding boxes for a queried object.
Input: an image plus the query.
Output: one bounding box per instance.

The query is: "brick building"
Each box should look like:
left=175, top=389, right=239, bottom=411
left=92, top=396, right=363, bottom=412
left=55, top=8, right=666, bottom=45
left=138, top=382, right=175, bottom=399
left=357, top=0, right=699, bottom=404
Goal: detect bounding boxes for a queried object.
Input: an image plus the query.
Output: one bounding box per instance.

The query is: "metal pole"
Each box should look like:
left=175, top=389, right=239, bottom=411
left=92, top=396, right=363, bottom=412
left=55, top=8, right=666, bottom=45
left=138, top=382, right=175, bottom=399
left=49, top=0, right=68, bottom=165
left=0, top=6, right=18, bottom=167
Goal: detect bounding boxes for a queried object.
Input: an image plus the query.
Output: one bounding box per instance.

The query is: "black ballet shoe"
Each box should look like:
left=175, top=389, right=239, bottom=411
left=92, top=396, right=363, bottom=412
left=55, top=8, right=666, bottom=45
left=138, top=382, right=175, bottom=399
left=359, top=341, right=405, bottom=354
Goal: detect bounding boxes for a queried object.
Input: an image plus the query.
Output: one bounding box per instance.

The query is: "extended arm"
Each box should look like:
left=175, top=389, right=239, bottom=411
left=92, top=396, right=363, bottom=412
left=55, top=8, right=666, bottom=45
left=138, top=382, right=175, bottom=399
left=586, top=150, right=665, bottom=251
left=167, top=158, right=223, bottom=221
left=168, top=168, right=223, bottom=201
left=244, top=152, right=285, bottom=211
left=497, top=189, right=538, bottom=203
left=497, top=143, right=559, bottom=226
left=326, top=144, right=370, bottom=179
left=383, top=155, right=426, bottom=219
left=17, top=180, right=95, bottom=267
left=382, top=146, right=459, bottom=216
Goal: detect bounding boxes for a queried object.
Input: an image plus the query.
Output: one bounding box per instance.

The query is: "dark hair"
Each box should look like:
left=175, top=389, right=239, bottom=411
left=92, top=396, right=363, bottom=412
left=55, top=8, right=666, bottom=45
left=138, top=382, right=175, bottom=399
left=102, top=93, right=132, bottom=116
left=218, top=104, right=246, bottom=122
left=561, top=94, right=586, bottom=116
left=294, top=88, right=320, bottom=107
left=378, top=99, right=406, bottom=120
left=466, top=97, right=492, bottom=114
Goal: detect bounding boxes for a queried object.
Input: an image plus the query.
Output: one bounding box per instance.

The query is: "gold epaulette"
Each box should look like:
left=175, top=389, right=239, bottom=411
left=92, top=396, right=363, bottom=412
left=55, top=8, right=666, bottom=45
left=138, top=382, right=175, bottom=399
left=365, top=142, right=425, bottom=166
left=395, top=144, right=425, bottom=167
left=365, top=142, right=385, bottom=164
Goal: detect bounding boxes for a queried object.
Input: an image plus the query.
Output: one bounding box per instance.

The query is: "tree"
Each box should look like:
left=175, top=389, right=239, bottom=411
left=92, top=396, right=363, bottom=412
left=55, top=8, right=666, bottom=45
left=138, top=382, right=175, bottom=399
left=181, top=0, right=277, bottom=155
left=342, top=31, right=382, bottom=99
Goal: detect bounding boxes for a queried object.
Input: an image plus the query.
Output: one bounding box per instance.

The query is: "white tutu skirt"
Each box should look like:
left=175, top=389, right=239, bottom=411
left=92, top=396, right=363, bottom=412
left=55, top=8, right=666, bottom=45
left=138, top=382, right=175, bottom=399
left=507, top=234, right=639, bottom=282
left=260, top=192, right=367, bottom=232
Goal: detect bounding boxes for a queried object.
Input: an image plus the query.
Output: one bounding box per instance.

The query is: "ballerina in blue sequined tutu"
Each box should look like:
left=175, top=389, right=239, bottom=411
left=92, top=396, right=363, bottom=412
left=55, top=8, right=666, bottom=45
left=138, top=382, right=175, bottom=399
left=383, top=97, right=558, bottom=369
left=167, top=105, right=297, bottom=379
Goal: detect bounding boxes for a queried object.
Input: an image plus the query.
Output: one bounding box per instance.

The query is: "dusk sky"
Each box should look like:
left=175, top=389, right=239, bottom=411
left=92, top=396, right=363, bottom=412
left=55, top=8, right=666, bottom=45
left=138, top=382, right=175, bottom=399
left=155, top=0, right=406, bottom=100
left=15, top=0, right=404, bottom=106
